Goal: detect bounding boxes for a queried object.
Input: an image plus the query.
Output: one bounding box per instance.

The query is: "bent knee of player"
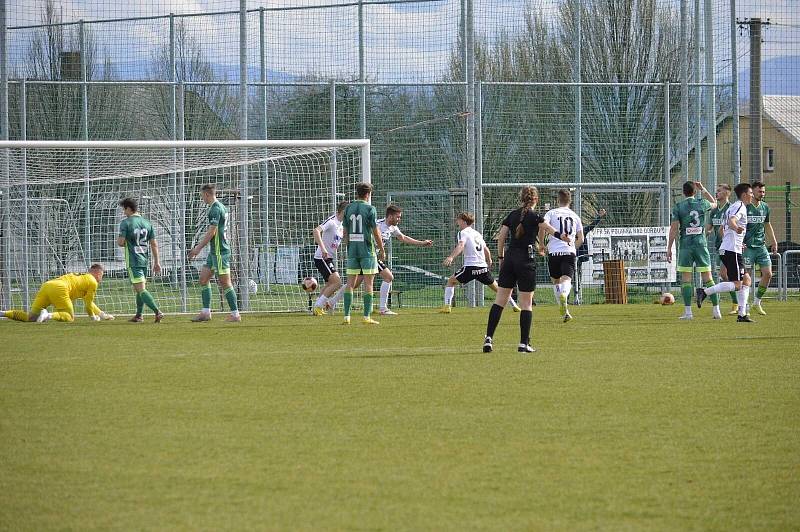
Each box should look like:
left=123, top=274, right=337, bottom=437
left=382, top=270, right=394, bottom=283
left=447, top=276, right=459, bottom=286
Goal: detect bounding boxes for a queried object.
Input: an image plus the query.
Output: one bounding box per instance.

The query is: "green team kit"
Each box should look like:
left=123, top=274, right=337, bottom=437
left=744, top=202, right=772, bottom=269
left=344, top=199, right=378, bottom=275
left=672, top=197, right=713, bottom=272
left=119, top=214, right=155, bottom=283
left=206, top=200, right=231, bottom=275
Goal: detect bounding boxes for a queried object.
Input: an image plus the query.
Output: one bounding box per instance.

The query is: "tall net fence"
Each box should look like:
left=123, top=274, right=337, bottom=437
left=3, top=0, right=799, bottom=309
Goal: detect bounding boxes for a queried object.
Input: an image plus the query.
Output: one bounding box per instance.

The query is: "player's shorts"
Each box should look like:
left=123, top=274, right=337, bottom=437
left=126, top=265, right=147, bottom=284
left=677, top=244, right=712, bottom=273
left=314, top=257, right=337, bottom=282
left=31, top=280, right=74, bottom=317
left=547, top=253, right=576, bottom=279
left=206, top=250, right=231, bottom=275
left=720, top=250, right=745, bottom=282
left=347, top=254, right=378, bottom=276
left=455, top=265, right=494, bottom=286
left=743, top=245, right=772, bottom=269
left=498, top=248, right=537, bottom=292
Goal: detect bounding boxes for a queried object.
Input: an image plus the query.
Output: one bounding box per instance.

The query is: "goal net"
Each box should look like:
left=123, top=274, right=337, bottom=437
left=0, top=140, right=370, bottom=315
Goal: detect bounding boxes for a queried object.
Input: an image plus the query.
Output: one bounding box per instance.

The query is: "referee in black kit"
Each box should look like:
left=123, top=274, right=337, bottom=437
left=484, top=186, right=568, bottom=353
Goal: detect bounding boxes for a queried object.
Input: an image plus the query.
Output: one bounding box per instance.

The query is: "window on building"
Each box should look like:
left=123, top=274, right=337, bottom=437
left=765, top=147, right=775, bottom=172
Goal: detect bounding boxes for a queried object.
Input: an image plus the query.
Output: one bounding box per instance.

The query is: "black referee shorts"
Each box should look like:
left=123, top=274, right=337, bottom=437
left=720, top=250, right=745, bottom=282
left=547, top=253, right=576, bottom=279
left=498, top=248, right=537, bottom=292
left=314, top=257, right=337, bottom=282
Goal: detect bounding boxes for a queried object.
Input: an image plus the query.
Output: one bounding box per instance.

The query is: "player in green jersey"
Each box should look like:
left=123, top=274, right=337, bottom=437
left=744, top=181, right=778, bottom=315
left=667, top=181, right=720, bottom=319
left=705, top=183, right=739, bottom=315
left=187, top=184, right=240, bottom=322
left=117, top=198, right=164, bottom=322
left=341, top=182, right=385, bottom=325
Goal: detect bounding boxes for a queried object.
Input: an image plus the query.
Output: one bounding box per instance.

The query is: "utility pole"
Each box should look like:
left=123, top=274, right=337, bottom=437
left=738, top=17, right=770, bottom=183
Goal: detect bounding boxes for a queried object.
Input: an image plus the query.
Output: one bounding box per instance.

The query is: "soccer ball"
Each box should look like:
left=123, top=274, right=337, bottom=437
left=660, top=292, right=675, bottom=305
left=301, top=276, right=318, bottom=293
left=248, top=279, right=258, bottom=295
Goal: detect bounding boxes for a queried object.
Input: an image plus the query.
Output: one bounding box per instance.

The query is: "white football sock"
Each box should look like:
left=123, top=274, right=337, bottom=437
left=684, top=306, right=692, bottom=315
left=329, top=286, right=346, bottom=308
left=562, top=279, right=572, bottom=298
left=737, top=286, right=750, bottom=316
left=508, top=296, right=519, bottom=309
left=706, top=281, right=735, bottom=295
left=553, top=284, right=560, bottom=300
left=444, top=286, right=454, bottom=305
left=379, top=282, right=392, bottom=310
left=314, top=295, right=327, bottom=308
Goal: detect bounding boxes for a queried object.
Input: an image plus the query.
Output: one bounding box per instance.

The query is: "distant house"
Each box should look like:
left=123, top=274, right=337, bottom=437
left=672, top=95, right=800, bottom=244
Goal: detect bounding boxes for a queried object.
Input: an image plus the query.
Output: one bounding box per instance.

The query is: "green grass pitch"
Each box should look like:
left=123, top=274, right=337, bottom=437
left=2, top=302, right=799, bottom=530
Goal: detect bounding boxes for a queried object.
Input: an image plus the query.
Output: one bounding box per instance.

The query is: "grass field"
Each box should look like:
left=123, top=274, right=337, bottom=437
left=1, top=302, right=799, bottom=530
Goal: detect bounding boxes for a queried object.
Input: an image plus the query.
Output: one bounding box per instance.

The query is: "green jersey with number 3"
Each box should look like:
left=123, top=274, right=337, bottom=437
left=119, top=214, right=155, bottom=269
left=672, top=197, right=712, bottom=248
left=744, top=201, right=770, bottom=249
left=208, top=200, right=231, bottom=256
left=344, top=200, right=377, bottom=258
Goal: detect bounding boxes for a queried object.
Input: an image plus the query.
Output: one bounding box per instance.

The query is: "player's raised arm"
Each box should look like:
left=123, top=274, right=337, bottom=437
left=399, top=234, right=433, bottom=247
left=443, top=239, right=465, bottom=267
left=695, top=181, right=717, bottom=210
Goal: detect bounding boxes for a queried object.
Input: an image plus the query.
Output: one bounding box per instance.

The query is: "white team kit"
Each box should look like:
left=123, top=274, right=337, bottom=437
left=376, top=218, right=403, bottom=269
left=454, top=226, right=494, bottom=285
left=719, top=200, right=748, bottom=281
left=314, top=214, right=344, bottom=281
left=543, top=207, right=582, bottom=280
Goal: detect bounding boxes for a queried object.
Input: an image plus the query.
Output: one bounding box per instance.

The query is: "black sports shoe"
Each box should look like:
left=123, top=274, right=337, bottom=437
left=518, top=344, right=536, bottom=353
left=695, top=287, right=708, bottom=308
left=482, top=336, right=493, bottom=353
left=737, top=315, right=755, bottom=323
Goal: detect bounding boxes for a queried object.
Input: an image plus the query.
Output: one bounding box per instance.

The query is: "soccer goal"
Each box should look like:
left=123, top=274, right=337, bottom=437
left=0, top=139, right=370, bottom=314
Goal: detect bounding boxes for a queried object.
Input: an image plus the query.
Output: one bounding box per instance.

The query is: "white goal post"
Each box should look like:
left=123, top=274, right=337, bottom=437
left=0, top=139, right=370, bottom=314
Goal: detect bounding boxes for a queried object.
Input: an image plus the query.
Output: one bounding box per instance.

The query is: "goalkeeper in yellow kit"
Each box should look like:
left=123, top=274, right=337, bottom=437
left=2, top=263, right=114, bottom=323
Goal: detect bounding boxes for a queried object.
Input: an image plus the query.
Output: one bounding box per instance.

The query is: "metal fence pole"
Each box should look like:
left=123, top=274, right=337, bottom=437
left=330, top=81, right=338, bottom=212
left=358, top=0, right=366, bottom=139
left=0, top=0, right=8, bottom=309
left=169, top=13, right=179, bottom=289
left=20, top=79, right=29, bottom=307
left=178, top=82, right=187, bottom=312
left=573, top=0, right=582, bottom=216
left=693, top=0, right=702, bottom=181
left=80, top=20, right=91, bottom=266
left=703, top=0, right=717, bottom=192
left=680, top=0, right=689, bottom=182
left=238, top=0, right=250, bottom=310
left=663, top=82, right=671, bottom=227
left=465, top=0, right=476, bottom=307
left=260, top=6, right=271, bottom=291
left=729, top=0, right=741, bottom=183
left=475, top=80, right=484, bottom=306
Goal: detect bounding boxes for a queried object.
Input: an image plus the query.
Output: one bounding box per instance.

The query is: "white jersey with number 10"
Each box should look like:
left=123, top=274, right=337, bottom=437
left=543, top=207, right=583, bottom=254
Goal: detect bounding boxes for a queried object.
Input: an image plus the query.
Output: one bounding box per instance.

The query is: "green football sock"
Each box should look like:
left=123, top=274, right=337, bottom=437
left=135, top=292, right=144, bottom=316
left=681, top=283, right=693, bottom=307
left=224, top=287, right=238, bottom=312
left=343, top=289, right=353, bottom=317
left=704, top=279, right=719, bottom=306
left=756, top=285, right=768, bottom=299
left=363, top=292, right=373, bottom=318
left=201, top=285, right=212, bottom=309
left=729, top=291, right=737, bottom=303
left=140, top=290, right=159, bottom=313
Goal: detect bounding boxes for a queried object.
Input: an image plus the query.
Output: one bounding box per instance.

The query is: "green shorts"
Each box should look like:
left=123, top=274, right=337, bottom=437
left=677, top=245, right=711, bottom=273
left=346, top=255, right=378, bottom=276
left=126, top=265, right=147, bottom=284
left=744, top=245, right=772, bottom=269
left=206, top=251, right=231, bottom=275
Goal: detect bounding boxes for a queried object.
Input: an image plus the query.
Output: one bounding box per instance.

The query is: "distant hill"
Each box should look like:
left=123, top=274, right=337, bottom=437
left=738, top=55, right=800, bottom=98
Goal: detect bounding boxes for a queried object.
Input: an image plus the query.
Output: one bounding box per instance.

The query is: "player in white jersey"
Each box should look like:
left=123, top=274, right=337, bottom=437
left=371, top=204, right=433, bottom=315
left=539, top=189, right=584, bottom=322
left=697, top=182, right=754, bottom=322
left=310, top=201, right=347, bottom=315
left=439, top=212, right=521, bottom=313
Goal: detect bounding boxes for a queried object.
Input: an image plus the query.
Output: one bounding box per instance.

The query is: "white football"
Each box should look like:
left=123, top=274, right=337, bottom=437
left=660, top=292, right=675, bottom=305
left=301, top=277, right=318, bottom=293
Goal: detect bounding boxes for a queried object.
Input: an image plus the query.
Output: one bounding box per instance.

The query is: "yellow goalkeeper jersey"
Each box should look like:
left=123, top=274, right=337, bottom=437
left=54, top=273, right=100, bottom=315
